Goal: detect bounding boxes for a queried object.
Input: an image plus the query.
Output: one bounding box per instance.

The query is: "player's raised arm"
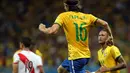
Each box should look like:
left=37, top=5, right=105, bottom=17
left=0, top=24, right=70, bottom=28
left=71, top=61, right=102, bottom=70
left=39, top=23, right=60, bottom=34
left=95, top=19, right=113, bottom=39
left=39, top=11, right=64, bottom=35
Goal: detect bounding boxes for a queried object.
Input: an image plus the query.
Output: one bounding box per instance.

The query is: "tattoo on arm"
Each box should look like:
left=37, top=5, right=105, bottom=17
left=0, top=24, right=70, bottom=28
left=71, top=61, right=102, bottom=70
left=116, top=56, right=124, bottom=63
left=110, top=56, right=127, bottom=71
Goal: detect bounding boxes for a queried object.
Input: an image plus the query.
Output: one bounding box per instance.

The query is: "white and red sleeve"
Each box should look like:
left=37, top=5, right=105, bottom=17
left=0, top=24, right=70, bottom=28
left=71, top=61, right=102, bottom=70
left=36, top=56, right=43, bottom=67
left=13, top=53, right=20, bottom=64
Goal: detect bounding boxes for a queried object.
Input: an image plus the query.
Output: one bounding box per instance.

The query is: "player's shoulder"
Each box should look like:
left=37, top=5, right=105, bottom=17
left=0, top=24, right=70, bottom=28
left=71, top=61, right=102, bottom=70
left=58, top=12, right=67, bottom=15
left=85, top=13, right=95, bottom=17
left=59, top=11, right=92, bottom=16
left=18, top=50, right=35, bottom=56
left=33, top=54, right=42, bottom=62
left=108, top=45, right=119, bottom=51
left=59, top=11, right=77, bottom=15
left=58, top=12, right=70, bottom=17
left=36, top=55, right=42, bottom=59
left=109, top=45, right=118, bottom=49
left=20, top=50, right=39, bottom=59
left=13, top=50, right=23, bottom=59
left=13, top=49, right=22, bottom=56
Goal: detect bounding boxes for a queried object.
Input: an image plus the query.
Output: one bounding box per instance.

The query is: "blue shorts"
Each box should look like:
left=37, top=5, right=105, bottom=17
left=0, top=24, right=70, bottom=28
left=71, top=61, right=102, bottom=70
left=61, top=58, right=90, bottom=73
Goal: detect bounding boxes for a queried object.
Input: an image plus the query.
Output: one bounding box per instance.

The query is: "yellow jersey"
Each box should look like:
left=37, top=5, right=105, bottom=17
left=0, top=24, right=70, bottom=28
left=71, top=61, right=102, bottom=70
left=98, top=45, right=121, bottom=73
left=54, top=11, right=98, bottom=60
left=36, top=49, right=43, bottom=57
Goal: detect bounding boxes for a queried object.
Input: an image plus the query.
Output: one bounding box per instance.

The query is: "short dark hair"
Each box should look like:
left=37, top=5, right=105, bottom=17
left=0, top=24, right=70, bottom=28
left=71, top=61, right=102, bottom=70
left=20, top=37, right=32, bottom=48
left=101, top=29, right=111, bottom=36
left=65, top=0, right=79, bottom=5
left=30, top=42, right=37, bottom=52
left=65, top=0, right=81, bottom=11
left=30, top=42, right=38, bottom=49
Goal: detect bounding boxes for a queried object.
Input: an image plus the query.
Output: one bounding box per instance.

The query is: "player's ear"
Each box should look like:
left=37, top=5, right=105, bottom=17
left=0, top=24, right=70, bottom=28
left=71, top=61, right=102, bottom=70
left=21, top=43, right=24, bottom=48
left=77, top=0, right=82, bottom=9
left=64, top=3, right=67, bottom=7
left=64, top=3, right=68, bottom=11
left=106, top=36, right=114, bottom=46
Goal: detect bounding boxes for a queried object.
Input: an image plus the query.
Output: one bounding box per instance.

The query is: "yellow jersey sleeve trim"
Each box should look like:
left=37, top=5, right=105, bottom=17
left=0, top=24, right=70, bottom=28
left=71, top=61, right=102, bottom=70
left=115, top=55, right=121, bottom=61
left=54, top=23, right=62, bottom=27
left=94, top=18, right=98, bottom=25
left=111, top=46, right=121, bottom=59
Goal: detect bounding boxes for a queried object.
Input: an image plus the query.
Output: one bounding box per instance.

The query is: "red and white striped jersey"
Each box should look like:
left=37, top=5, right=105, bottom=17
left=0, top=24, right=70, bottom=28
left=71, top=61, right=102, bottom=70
left=13, top=50, right=43, bottom=73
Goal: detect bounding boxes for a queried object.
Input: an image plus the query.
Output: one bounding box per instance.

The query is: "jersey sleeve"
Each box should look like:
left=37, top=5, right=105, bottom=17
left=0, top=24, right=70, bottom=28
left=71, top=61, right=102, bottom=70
left=89, top=14, right=98, bottom=25
left=54, top=13, right=64, bottom=26
left=13, top=53, right=20, bottom=64
left=111, top=46, right=121, bottom=59
left=36, top=56, right=43, bottom=67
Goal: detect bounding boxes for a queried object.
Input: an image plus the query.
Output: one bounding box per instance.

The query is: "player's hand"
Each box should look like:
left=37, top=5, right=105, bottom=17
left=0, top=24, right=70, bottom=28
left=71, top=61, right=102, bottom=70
left=100, top=66, right=110, bottom=72
left=106, top=36, right=114, bottom=46
left=39, top=23, right=46, bottom=32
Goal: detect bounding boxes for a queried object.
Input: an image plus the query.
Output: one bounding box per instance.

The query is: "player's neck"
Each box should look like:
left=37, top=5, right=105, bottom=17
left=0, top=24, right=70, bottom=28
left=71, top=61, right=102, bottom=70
left=101, top=43, right=107, bottom=50
left=23, top=47, right=30, bottom=51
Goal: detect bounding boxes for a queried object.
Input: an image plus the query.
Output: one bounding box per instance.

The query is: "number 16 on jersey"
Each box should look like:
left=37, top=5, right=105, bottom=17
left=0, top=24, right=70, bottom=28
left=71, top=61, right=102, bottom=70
left=74, top=22, right=87, bottom=42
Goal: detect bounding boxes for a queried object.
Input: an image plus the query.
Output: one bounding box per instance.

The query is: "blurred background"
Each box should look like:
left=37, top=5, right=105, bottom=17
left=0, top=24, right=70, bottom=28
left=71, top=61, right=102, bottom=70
left=0, top=0, right=130, bottom=73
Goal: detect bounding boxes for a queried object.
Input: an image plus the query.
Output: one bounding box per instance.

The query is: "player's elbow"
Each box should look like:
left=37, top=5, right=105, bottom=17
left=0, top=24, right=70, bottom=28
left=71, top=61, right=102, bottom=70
left=120, top=62, right=127, bottom=70
left=48, top=28, right=58, bottom=34
left=102, top=22, right=109, bottom=28
left=48, top=31, right=53, bottom=34
left=48, top=24, right=59, bottom=34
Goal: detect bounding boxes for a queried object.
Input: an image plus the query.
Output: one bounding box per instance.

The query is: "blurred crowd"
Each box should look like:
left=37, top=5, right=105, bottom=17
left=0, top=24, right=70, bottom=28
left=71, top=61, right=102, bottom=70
left=0, top=0, right=130, bottom=73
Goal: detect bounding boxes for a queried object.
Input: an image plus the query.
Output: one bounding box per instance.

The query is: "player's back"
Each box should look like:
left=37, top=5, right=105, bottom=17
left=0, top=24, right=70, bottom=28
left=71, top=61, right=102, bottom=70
left=55, top=11, right=97, bottom=60
left=17, top=50, right=40, bottom=73
left=57, top=11, right=93, bottom=45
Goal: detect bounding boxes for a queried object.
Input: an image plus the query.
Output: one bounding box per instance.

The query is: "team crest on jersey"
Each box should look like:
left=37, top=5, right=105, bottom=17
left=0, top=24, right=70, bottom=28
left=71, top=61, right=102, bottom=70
left=104, top=53, right=107, bottom=57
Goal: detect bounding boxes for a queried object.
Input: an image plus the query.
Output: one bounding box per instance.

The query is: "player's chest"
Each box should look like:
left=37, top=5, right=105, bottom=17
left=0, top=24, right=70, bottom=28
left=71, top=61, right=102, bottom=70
left=100, top=51, right=110, bottom=59
left=99, top=50, right=112, bottom=64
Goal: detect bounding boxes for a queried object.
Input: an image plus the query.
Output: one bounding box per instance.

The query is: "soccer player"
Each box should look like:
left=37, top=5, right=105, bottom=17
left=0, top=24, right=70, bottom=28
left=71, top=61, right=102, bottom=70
left=14, top=40, right=42, bottom=57
left=89, top=29, right=127, bottom=73
left=39, top=0, right=113, bottom=73
left=12, top=37, right=44, bottom=73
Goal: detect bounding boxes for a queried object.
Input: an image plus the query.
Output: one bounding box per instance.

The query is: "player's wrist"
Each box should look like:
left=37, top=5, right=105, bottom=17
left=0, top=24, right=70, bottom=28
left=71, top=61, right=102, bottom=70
left=44, top=29, right=48, bottom=34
